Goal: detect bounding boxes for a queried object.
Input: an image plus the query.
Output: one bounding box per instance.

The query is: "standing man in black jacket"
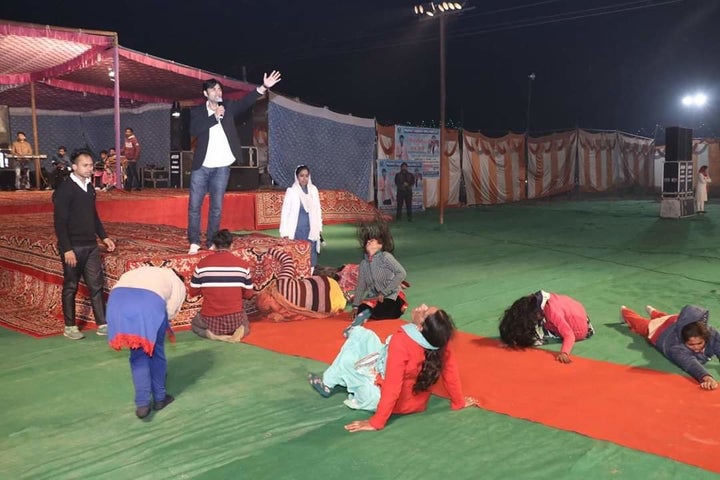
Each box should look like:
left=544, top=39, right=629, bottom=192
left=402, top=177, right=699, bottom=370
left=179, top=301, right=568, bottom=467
left=187, top=71, right=282, bottom=255
left=53, top=149, right=116, bottom=340
left=394, top=162, right=415, bottom=222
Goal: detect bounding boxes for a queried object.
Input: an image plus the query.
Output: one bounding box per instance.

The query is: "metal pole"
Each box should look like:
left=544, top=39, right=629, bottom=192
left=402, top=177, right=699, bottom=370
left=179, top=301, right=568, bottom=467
left=30, top=82, right=41, bottom=190
left=525, top=73, right=534, bottom=200
left=439, top=15, right=446, bottom=225
left=113, top=39, right=122, bottom=189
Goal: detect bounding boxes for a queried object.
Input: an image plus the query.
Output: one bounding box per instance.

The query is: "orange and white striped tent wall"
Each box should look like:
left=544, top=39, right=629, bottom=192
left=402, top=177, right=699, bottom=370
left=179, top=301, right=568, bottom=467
left=617, top=133, right=654, bottom=188
left=527, top=131, right=577, bottom=199
left=578, top=130, right=618, bottom=192
left=462, top=131, right=526, bottom=205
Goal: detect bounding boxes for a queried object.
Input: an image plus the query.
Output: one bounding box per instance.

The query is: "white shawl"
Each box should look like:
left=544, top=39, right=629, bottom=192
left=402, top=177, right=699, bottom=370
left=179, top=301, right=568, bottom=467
left=279, top=174, right=323, bottom=252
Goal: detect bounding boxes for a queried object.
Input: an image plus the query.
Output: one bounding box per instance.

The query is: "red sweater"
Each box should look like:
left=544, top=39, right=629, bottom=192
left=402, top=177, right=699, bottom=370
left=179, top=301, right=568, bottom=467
left=189, top=251, right=254, bottom=316
left=369, top=328, right=465, bottom=430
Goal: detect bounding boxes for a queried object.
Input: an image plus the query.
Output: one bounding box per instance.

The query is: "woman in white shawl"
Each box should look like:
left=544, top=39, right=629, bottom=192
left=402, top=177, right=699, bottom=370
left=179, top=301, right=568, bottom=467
left=279, top=165, right=323, bottom=269
left=696, top=165, right=711, bottom=214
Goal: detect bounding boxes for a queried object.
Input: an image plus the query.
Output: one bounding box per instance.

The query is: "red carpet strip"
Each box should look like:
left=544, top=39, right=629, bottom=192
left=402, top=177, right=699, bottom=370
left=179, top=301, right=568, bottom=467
left=244, top=314, right=720, bottom=474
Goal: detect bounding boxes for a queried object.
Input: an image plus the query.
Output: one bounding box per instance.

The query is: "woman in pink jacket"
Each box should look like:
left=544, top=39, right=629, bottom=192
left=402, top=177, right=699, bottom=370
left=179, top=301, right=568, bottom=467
left=499, top=291, right=594, bottom=363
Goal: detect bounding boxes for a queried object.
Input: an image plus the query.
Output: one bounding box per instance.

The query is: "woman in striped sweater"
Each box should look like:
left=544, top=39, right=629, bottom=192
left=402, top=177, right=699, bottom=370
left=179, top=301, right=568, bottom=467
left=344, top=220, right=407, bottom=336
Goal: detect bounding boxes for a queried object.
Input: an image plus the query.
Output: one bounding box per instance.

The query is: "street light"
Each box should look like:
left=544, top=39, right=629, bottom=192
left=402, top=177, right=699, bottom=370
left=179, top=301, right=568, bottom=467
left=414, top=1, right=466, bottom=224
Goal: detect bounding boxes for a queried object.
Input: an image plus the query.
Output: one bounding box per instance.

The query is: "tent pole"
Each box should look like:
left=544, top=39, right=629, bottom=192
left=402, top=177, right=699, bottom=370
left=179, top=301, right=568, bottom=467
left=113, top=38, right=122, bottom=189
left=30, top=82, right=41, bottom=190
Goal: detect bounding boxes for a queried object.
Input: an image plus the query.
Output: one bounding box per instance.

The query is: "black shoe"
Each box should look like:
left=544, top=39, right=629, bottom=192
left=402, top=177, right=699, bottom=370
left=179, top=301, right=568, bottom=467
left=153, top=394, right=174, bottom=411
left=135, top=405, right=151, bottom=419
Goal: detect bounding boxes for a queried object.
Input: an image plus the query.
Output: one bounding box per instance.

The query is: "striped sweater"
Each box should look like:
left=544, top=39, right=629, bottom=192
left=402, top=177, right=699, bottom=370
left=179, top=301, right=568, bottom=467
left=353, top=251, right=406, bottom=307
left=189, top=251, right=254, bottom=317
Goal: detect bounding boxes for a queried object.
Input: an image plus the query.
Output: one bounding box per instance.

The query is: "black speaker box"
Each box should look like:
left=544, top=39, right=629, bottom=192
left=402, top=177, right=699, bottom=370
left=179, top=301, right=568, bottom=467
left=665, top=126, right=692, bottom=162
left=662, top=162, right=679, bottom=193
left=0, top=168, right=15, bottom=190
left=227, top=166, right=259, bottom=191
left=170, top=109, right=192, bottom=151
left=169, top=151, right=193, bottom=188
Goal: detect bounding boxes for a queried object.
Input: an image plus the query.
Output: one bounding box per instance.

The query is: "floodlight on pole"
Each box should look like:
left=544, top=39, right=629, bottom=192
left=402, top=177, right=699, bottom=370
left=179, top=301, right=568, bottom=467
left=681, top=92, right=708, bottom=108
left=413, top=1, right=467, bottom=224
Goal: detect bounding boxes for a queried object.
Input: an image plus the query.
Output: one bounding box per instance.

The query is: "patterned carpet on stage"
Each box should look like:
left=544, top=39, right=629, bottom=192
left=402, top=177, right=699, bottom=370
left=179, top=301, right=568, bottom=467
left=255, top=189, right=385, bottom=229
left=0, top=213, right=310, bottom=337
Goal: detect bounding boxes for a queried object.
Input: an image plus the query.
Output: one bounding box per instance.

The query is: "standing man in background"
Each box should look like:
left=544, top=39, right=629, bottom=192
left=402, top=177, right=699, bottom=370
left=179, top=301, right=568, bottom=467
left=394, top=162, right=415, bottom=222
left=53, top=149, right=116, bottom=340
left=122, top=127, right=141, bottom=191
left=187, top=70, right=282, bottom=255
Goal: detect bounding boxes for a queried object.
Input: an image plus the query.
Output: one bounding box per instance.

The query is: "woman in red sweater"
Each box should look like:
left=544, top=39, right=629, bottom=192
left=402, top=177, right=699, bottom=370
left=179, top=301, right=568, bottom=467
left=308, top=304, right=477, bottom=431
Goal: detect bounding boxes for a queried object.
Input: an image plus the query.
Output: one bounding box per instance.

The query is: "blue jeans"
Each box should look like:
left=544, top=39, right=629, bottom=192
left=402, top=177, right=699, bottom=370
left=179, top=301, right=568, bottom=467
left=188, top=165, right=230, bottom=248
left=129, top=318, right=168, bottom=407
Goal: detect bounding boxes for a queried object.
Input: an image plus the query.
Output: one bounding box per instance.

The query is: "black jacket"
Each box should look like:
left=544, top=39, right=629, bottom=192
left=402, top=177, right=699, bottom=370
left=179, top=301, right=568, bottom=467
left=189, top=89, right=262, bottom=171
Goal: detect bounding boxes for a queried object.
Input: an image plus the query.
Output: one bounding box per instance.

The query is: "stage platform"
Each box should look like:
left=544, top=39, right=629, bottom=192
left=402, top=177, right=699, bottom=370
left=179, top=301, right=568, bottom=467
left=0, top=187, right=383, bottom=337
left=0, top=188, right=382, bottom=231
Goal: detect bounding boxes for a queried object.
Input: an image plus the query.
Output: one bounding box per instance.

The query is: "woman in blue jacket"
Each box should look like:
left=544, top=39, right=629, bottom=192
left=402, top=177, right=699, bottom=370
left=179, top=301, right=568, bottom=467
left=620, top=304, right=720, bottom=390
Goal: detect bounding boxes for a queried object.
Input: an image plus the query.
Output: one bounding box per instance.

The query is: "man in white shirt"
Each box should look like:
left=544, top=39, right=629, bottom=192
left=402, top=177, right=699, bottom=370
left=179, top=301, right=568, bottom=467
left=187, top=71, right=281, bottom=254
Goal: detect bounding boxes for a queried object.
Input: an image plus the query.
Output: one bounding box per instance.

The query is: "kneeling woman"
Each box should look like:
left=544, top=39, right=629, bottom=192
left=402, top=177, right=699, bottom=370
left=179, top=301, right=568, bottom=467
left=499, top=291, right=594, bottom=363
left=308, top=304, right=477, bottom=431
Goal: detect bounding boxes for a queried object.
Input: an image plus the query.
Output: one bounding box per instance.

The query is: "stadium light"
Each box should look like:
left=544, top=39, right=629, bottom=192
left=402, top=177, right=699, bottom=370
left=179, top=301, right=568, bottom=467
left=681, top=92, right=708, bottom=108
left=413, top=1, right=467, bottom=224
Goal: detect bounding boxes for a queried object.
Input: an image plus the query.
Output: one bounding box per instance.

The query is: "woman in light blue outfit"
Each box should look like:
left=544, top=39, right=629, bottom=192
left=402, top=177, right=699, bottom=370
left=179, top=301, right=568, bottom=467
left=320, top=325, right=387, bottom=410
left=308, top=305, right=476, bottom=432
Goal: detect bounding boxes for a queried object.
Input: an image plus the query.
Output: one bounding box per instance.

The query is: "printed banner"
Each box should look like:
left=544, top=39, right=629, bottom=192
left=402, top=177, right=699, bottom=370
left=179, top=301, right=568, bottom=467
left=377, top=159, right=424, bottom=214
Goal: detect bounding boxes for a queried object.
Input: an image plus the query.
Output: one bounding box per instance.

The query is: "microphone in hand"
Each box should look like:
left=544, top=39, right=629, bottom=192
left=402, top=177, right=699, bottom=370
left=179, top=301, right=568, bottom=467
left=217, top=100, right=224, bottom=120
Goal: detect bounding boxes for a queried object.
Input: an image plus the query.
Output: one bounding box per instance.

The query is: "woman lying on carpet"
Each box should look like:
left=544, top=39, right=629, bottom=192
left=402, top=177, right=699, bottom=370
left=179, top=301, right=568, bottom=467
left=343, top=219, right=408, bottom=337
left=620, top=304, right=720, bottom=390
left=499, top=291, right=594, bottom=363
left=308, top=304, right=477, bottom=431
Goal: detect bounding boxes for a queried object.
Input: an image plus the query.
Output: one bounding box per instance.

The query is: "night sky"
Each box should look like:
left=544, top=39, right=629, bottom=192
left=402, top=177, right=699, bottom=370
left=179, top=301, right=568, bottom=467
left=2, top=0, right=719, bottom=138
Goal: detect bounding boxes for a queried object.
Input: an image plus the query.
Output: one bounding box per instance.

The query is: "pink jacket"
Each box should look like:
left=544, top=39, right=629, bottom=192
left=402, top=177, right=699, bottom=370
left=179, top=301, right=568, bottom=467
left=543, top=293, right=589, bottom=354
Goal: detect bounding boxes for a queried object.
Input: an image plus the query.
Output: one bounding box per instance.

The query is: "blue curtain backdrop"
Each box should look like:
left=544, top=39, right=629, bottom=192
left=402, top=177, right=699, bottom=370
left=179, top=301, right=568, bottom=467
left=268, top=95, right=375, bottom=199
left=8, top=106, right=170, bottom=169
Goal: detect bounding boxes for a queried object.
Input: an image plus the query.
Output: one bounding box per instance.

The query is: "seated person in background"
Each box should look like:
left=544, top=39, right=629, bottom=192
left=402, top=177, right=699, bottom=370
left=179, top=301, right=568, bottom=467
left=102, top=148, right=117, bottom=191
left=189, top=229, right=254, bottom=342
left=499, top=291, right=594, bottom=364
left=620, top=304, right=720, bottom=390
left=93, top=150, right=107, bottom=189
left=11, top=131, right=33, bottom=190
left=48, top=145, right=70, bottom=189
left=308, top=303, right=478, bottom=431
left=344, top=219, right=407, bottom=336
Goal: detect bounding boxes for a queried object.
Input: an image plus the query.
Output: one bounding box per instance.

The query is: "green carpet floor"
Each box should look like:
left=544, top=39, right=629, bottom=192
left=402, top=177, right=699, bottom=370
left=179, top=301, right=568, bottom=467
left=2, top=199, right=719, bottom=479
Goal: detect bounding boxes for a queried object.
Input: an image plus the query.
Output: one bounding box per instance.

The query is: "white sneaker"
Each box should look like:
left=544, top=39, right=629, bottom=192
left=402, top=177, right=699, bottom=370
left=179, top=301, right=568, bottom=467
left=619, top=306, right=628, bottom=326
left=645, top=305, right=656, bottom=316
left=63, top=325, right=85, bottom=340
left=188, top=243, right=200, bottom=255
